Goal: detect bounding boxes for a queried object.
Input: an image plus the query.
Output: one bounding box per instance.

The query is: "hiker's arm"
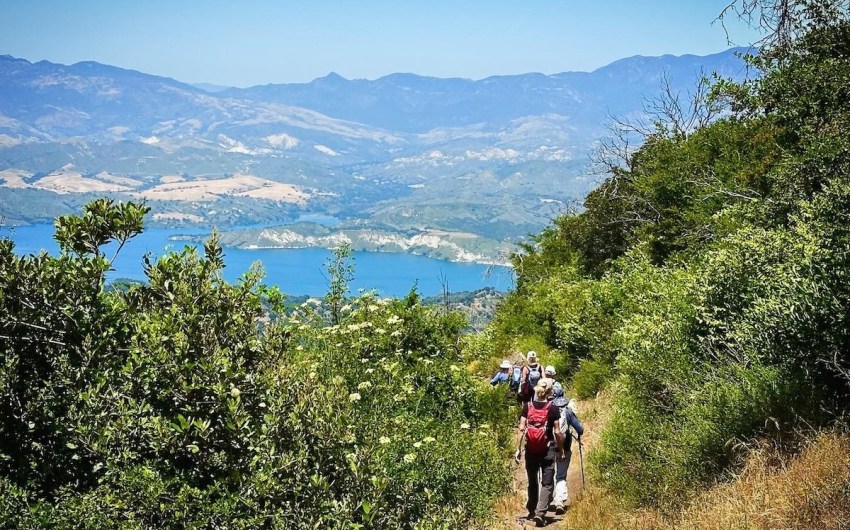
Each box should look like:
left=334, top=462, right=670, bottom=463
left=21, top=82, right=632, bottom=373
left=514, top=416, right=527, bottom=462
left=553, top=421, right=566, bottom=462
left=489, top=372, right=501, bottom=386
left=567, top=409, right=584, bottom=437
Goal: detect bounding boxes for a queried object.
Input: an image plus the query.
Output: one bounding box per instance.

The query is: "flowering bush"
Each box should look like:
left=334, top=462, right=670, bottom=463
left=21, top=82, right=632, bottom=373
left=0, top=202, right=513, bottom=528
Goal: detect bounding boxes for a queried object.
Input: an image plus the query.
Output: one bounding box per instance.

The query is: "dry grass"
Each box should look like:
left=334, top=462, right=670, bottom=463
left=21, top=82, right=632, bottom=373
left=487, top=387, right=850, bottom=530
left=557, top=431, right=850, bottom=530
left=671, top=431, right=850, bottom=530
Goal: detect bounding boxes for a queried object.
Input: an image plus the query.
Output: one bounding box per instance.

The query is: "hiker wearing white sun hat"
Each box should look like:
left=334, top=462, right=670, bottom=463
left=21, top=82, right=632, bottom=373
left=489, top=359, right=513, bottom=386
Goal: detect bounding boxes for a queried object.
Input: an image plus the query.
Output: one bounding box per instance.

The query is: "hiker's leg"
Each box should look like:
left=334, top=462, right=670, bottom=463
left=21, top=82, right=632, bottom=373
left=553, top=450, right=571, bottom=508
left=534, top=447, right=557, bottom=516
left=525, top=454, right=541, bottom=515
left=553, top=479, right=567, bottom=510
left=555, top=454, right=568, bottom=481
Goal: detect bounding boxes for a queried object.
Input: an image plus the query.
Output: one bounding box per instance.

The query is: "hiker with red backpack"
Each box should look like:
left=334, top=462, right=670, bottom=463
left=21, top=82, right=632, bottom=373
left=514, top=379, right=565, bottom=527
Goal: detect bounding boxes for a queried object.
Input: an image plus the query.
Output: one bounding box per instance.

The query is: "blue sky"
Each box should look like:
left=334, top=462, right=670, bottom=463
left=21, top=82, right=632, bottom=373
left=0, top=1, right=761, bottom=86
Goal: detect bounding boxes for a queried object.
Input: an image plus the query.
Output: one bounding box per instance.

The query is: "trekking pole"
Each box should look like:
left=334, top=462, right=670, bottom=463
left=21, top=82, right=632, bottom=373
left=570, top=432, right=585, bottom=488
left=577, top=435, right=585, bottom=488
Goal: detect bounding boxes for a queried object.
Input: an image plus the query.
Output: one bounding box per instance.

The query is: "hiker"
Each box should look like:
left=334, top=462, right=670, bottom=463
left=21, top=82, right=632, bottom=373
left=542, top=365, right=563, bottom=398
left=490, top=360, right=513, bottom=386
left=551, top=386, right=584, bottom=514
left=514, top=379, right=566, bottom=527
left=520, top=351, right=543, bottom=402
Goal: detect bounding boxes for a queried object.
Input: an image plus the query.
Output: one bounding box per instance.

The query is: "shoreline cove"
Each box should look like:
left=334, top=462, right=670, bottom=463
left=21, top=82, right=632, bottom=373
left=5, top=224, right=514, bottom=298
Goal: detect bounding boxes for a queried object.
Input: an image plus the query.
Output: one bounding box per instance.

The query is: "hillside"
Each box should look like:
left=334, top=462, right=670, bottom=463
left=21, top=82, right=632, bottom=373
left=7, top=1, right=850, bottom=527
left=0, top=49, right=750, bottom=257
left=484, top=3, right=850, bottom=528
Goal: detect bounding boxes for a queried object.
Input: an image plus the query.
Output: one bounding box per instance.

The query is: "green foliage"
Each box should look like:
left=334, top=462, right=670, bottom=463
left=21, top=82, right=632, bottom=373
left=324, top=242, right=354, bottom=325
left=571, top=358, right=614, bottom=400
left=489, top=7, right=850, bottom=509
left=0, top=201, right=513, bottom=528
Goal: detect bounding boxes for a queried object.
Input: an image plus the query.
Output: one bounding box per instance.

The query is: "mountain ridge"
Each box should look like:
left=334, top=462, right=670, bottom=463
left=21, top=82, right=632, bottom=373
left=0, top=48, right=752, bottom=262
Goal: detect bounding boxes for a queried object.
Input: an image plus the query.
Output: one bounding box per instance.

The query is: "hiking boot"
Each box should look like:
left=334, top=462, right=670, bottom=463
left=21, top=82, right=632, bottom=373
left=533, top=515, right=545, bottom=527
left=553, top=506, right=566, bottom=515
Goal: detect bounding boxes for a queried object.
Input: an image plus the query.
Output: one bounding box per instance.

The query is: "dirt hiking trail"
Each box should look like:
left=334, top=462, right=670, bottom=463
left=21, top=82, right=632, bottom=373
left=491, top=395, right=607, bottom=529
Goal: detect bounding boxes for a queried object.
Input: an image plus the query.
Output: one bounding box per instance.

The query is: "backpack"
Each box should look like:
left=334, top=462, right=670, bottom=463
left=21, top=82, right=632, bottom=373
left=525, top=401, right=552, bottom=456
left=509, top=364, right=523, bottom=393
left=552, top=396, right=573, bottom=449
left=525, top=364, right=542, bottom=392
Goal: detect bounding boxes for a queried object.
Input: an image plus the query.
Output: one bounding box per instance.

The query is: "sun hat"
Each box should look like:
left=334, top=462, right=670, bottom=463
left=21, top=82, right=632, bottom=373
left=526, top=350, right=538, bottom=361
left=500, top=360, right=511, bottom=369
left=545, top=365, right=556, bottom=376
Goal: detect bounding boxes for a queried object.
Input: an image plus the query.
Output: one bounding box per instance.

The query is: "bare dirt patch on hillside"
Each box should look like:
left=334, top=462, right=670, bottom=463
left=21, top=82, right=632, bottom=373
left=133, top=174, right=310, bottom=203
left=0, top=169, right=32, bottom=188
left=33, top=171, right=140, bottom=194
left=159, top=175, right=185, bottom=184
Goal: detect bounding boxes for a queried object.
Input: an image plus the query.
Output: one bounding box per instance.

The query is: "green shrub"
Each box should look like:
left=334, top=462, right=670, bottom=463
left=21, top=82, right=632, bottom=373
left=0, top=202, right=514, bottom=528
left=571, top=358, right=614, bottom=399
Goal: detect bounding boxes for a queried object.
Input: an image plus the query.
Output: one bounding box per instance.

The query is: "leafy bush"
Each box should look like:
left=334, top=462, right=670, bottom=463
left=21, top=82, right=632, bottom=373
left=0, top=200, right=513, bottom=528
left=492, top=10, right=850, bottom=509
left=571, top=358, right=614, bottom=399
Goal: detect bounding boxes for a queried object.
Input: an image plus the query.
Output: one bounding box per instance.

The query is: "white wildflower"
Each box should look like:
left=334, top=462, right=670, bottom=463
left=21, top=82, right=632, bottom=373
left=349, top=392, right=361, bottom=403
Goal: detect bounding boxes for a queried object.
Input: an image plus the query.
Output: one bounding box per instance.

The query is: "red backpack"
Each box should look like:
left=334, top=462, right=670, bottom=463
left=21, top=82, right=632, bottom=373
left=525, top=401, right=552, bottom=455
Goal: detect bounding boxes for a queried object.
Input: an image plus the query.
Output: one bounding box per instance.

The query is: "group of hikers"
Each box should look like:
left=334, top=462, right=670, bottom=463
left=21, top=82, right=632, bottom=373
left=490, top=351, right=585, bottom=527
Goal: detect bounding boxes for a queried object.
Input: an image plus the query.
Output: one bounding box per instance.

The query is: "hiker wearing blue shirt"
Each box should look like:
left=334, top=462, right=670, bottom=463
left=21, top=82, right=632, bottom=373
left=490, top=360, right=512, bottom=385
left=551, top=385, right=584, bottom=514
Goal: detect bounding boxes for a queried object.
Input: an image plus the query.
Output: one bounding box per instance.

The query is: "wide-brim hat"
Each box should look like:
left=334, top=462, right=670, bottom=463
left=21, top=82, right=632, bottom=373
left=499, top=360, right=511, bottom=369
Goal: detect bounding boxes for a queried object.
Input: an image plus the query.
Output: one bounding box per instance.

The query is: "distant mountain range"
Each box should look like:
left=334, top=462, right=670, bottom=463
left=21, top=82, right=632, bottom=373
left=0, top=49, right=754, bottom=262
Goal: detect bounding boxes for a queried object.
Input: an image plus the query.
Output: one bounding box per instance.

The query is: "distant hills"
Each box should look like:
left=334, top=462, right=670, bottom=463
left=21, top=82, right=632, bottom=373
left=0, top=49, right=754, bottom=262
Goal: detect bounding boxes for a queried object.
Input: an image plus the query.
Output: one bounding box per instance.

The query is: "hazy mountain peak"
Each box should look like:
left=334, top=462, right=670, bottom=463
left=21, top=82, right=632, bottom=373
left=318, top=71, right=347, bottom=83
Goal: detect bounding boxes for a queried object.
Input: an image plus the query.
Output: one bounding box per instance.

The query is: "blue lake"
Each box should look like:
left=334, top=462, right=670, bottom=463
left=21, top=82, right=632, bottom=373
left=2, top=224, right=514, bottom=298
